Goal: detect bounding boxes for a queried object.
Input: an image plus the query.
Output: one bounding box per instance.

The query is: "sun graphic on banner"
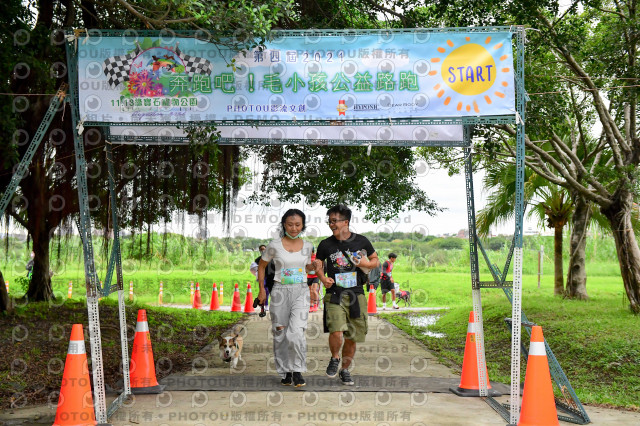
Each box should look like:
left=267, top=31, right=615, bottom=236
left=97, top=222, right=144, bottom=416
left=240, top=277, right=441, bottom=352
left=429, top=36, right=511, bottom=113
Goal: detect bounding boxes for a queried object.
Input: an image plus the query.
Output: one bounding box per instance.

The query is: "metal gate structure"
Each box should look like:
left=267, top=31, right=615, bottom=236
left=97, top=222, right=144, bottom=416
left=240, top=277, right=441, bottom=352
left=0, top=26, right=588, bottom=425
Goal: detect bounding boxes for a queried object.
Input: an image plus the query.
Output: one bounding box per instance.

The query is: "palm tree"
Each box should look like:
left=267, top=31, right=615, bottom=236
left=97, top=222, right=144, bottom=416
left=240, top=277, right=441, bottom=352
left=476, top=163, right=572, bottom=296
left=529, top=187, right=573, bottom=295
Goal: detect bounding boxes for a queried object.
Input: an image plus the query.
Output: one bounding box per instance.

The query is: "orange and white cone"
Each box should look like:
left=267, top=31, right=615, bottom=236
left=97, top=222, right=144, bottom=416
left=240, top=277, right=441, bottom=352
left=518, top=326, right=559, bottom=426
left=243, top=282, right=255, bottom=313
left=193, top=282, right=202, bottom=309
left=367, top=284, right=377, bottom=315
left=129, top=309, right=165, bottom=394
left=231, top=283, right=243, bottom=312
left=53, top=324, right=96, bottom=426
left=210, top=283, right=220, bottom=311
left=128, top=280, right=134, bottom=301
left=450, top=311, right=501, bottom=397
left=218, top=282, right=224, bottom=306
left=158, top=281, right=163, bottom=305
left=190, top=281, right=194, bottom=305
left=67, top=281, right=73, bottom=299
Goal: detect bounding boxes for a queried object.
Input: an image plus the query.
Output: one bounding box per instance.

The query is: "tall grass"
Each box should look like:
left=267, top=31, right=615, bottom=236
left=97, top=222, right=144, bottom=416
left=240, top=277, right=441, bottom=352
left=0, top=232, right=622, bottom=305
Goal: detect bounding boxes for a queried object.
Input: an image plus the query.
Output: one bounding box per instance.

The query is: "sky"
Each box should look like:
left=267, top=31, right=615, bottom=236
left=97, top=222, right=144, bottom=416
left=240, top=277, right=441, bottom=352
left=2, top=153, right=541, bottom=242
left=185, top=157, right=541, bottom=240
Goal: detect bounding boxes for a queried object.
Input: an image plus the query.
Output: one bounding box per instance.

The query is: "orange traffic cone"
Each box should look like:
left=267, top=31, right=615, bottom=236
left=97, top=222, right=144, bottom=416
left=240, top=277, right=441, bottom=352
left=53, top=324, right=96, bottom=426
left=210, top=282, right=220, bottom=311
left=450, top=311, right=501, bottom=397
left=190, top=281, right=194, bottom=305
left=244, top=282, right=255, bottom=313
left=193, top=282, right=202, bottom=309
left=129, top=309, right=165, bottom=394
left=367, top=284, right=377, bottom=315
left=518, top=326, right=559, bottom=426
left=231, top=283, right=243, bottom=312
left=218, top=282, right=224, bottom=306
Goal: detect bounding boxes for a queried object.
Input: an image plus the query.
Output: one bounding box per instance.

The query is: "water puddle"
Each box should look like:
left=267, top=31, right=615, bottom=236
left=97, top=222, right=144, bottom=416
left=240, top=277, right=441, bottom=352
left=408, top=314, right=446, bottom=338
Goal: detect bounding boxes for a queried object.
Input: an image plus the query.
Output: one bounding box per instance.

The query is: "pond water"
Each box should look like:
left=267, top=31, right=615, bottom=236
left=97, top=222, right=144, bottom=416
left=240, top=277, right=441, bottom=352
left=408, top=314, right=446, bottom=338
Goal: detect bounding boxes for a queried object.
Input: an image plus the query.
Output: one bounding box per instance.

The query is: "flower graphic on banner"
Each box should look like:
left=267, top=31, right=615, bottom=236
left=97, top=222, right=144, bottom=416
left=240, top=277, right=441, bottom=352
left=102, top=38, right=212, bottom=99
left=127, top=70, right=162, bottom=97
left=429, top=36, right=512, bottom=113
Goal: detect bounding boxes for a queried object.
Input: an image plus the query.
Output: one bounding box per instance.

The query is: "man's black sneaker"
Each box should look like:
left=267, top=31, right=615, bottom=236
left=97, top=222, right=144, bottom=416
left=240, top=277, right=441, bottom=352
left=293, top=372, right=306, bottom=387
left=326, top=357, right=340, bottom=378
left=339, top=368, right=354, bottom=385
left=281, top=372, right=292, bottom=386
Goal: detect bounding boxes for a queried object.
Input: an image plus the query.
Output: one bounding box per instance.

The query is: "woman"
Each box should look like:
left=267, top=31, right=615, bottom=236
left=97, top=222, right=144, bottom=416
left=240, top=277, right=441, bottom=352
left=258, top=209, right=315, bottom=387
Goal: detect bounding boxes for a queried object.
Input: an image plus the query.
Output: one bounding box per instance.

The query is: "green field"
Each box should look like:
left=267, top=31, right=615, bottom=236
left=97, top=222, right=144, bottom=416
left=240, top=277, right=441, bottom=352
left=0, top=232, right=625, bottom=308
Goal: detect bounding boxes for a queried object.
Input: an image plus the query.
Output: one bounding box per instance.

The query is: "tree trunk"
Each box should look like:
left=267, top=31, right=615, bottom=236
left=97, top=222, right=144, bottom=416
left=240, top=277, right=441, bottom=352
left=602, top=191, right=640, bottom=314
left=553, top=225, right=565, bottom=296
left=566, top=193, right=590, bottom=299
left=26, top=224, right=54, bottom=301
left=146, top=224, right=151, bottom=256
left=0, top=269, right=12, bottom=313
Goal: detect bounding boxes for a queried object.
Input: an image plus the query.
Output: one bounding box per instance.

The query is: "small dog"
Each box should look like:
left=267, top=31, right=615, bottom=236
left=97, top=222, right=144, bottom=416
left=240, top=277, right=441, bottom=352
left=219, top=325, right=244, bottom=369
left=396, top=288, right=411, bottom=307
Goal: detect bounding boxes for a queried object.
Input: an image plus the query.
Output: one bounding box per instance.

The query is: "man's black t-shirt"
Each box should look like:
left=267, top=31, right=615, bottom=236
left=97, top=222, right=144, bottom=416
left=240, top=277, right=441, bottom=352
left=316, top=233, right=375, bottom=295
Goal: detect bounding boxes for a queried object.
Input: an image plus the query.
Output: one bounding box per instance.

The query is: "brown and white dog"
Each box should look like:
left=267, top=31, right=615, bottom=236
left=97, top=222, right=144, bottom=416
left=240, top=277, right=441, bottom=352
left=218, top=325, right=243, bottom=369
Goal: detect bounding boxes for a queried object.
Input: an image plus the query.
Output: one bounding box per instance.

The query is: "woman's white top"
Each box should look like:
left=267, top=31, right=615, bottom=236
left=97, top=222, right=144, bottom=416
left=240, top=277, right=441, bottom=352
left=262, top=238, right=313, bottom=285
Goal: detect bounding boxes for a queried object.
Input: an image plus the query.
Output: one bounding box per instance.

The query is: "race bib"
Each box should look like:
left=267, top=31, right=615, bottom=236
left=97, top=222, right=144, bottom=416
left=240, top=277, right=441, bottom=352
left=335, top=272, right=357, bottom=288
left=281, top=267, right=305, bottom=285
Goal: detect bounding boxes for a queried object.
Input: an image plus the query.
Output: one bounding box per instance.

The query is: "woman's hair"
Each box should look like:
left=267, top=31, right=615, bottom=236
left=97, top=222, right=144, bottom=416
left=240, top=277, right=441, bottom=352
left=280, top=209, right=307, bottom=237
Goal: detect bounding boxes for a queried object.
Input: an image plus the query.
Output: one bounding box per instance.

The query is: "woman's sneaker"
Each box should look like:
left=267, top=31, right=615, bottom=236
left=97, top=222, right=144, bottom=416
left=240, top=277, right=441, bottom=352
left=293, top=372, right=306, bottom=387
left=326, top=357, right=340, bottom=378
left=281, top=372, right=292, bottom=386
left=339, top=369, right=354, bottom=385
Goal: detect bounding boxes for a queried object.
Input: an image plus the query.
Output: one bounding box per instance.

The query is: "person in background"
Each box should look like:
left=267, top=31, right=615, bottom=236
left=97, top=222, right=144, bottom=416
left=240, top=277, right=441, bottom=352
left=258, top=209, right=315, bottom=388
left=307, top=247, right=319, bottom=312
left=25, top=251, right=35, bottom=278
left=380, top=253, right=399, bottom=310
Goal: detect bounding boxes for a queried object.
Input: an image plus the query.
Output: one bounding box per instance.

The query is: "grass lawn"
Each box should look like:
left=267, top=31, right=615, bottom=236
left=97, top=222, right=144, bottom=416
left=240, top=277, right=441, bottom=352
left=384, top=285, right=640, bottom=411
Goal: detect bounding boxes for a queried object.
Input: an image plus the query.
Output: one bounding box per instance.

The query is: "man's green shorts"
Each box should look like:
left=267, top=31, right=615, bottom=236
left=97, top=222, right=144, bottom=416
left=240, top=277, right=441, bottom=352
left=324, top=292, right=368, bottom=343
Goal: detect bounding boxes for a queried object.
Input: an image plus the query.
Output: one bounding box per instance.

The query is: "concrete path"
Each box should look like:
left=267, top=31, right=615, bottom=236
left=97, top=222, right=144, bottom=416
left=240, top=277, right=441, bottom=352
left=2, top=310, right=639, bottom=425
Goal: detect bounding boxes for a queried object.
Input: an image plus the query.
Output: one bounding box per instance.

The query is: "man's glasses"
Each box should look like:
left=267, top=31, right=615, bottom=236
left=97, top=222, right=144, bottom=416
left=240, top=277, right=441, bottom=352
left=327, top=219, right=347, bottom=225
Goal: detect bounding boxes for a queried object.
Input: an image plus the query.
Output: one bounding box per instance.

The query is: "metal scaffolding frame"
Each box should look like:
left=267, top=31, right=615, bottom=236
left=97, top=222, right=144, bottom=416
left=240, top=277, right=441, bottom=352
left=0, top=25, right=585, bottom=425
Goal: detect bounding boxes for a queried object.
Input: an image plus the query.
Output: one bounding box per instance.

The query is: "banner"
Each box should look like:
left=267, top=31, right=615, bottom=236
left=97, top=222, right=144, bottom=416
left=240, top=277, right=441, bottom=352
left=106, top=124, right=465, bottom=145
left=76, top=31, right=515, bottom=123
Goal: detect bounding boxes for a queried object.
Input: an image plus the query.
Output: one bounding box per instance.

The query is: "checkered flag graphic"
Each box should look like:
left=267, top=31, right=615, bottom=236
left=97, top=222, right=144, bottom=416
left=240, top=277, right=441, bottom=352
left=176, top=46, right=213, bottom=77
left=102, top=46, right=142, bottom=87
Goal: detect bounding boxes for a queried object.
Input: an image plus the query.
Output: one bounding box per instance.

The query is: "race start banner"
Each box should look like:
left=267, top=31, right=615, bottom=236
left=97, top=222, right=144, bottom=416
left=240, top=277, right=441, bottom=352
left=76, top=30, right=516, bottom=124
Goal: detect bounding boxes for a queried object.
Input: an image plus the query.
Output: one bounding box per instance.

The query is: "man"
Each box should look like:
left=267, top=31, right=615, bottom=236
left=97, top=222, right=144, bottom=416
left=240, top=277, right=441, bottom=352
left=381, top=253, right=399, bottom=310
left=314, top=204, right=379, bottom=386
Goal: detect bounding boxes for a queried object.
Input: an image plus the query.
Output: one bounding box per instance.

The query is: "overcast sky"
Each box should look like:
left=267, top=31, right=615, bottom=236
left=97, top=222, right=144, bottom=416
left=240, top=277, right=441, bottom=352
left=2, top=153, right=540, bottom=241
left=193, top=161, right=539, bottom=240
